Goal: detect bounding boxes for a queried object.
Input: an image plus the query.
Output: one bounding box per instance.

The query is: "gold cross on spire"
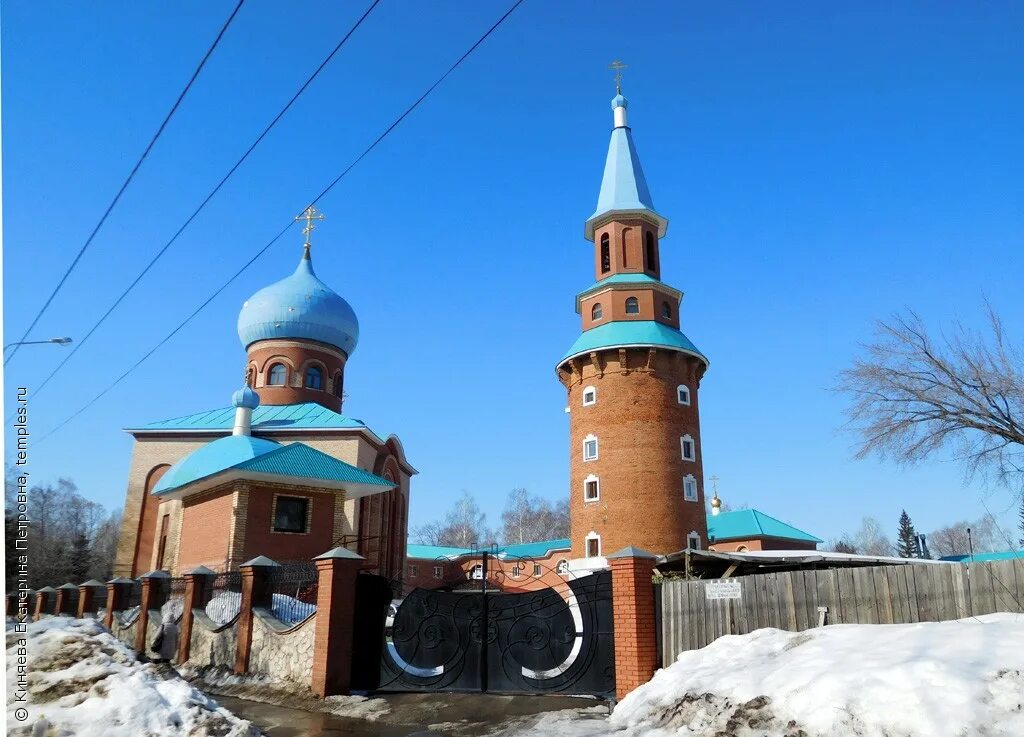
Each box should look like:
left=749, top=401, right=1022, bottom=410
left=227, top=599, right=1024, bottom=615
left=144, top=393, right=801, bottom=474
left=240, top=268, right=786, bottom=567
left=709, top=475, right=720, bottom=495
left=295, top=205, right=326, bottom=247
left=609, top=59, right=627, bottom=93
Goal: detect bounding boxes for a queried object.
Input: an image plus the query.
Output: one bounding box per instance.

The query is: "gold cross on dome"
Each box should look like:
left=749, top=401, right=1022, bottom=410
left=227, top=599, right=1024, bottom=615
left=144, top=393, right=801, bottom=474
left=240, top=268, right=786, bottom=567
left=709, top=475, right=720, bottom=495
left=295, top=205, right=326, bottom=246
left=609, top=59, right=627, bottom=92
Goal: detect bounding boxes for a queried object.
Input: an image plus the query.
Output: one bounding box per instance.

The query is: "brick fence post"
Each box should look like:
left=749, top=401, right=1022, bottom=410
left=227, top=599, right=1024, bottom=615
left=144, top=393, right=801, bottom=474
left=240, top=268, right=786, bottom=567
left=33, top=587, right=55, bottom=621
left=136, top=570, right=170, bottom=654
left=104, top=578, right=135, bottom=630
left=311, top=547, right=365, bottom=697
left=235, top=556, right=279, bottom=675
left=77, top=580, right=106, bottom=618
left=178, top=566, right=216, bottom=664
left=55, top=583, right=78, bottom=616
left=608, top=546, right=659, bottom=701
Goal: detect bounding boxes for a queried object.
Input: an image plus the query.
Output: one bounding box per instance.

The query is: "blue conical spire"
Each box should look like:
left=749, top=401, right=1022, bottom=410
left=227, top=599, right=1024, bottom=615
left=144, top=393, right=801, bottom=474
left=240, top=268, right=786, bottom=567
left=584, top=92, right=668, bottom=241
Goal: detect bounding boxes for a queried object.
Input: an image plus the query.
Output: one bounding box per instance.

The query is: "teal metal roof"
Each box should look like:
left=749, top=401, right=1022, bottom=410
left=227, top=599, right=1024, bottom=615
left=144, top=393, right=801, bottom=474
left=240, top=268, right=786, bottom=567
left=707, top=509, right=823, bottom=544
left=501, top=539, right=571, bottom=559
left=154, top=439, right=393, bottom=495
left=939, top=550, right=1024, bottom=563
left=129, top=402, right=385, bottom=442
left=584, top=94, right=667, bottom=240
left=153, top=435, right=282, bottom=494
left=407, top=544, right=475, bottom=560
left=237, top=249, right=359, bottom=355
left=406, top=539, right=572, bottom=562
left=560, top=320, right=706, bottom=365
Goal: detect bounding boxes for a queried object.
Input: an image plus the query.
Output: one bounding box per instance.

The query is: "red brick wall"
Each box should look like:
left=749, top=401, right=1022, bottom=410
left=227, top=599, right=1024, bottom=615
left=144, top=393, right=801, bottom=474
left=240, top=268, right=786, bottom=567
left=610, top=555, right=658, bottom=699
left=403, top=549, right=573, bottom=594
left=708, top=538, right=818, bottom=552
left=562, top=348, right=708, bottom=558
left=131, top=465, right=169, bottom=575
left=242, top=485, right=338, bottom=563
left=178, top=487, right=236, bottom=571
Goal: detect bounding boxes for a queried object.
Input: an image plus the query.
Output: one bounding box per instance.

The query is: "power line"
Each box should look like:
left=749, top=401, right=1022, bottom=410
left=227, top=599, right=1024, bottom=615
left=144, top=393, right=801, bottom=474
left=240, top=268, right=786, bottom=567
left=31, top=0, right=526, bottom=447
left=24, top=0, right=382, bottom=400
left=5, top=0, right=247, bottom=367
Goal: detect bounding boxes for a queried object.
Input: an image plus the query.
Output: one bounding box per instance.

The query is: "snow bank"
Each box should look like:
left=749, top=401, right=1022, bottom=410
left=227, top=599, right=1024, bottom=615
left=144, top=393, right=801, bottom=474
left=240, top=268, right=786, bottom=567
left=6, top=617, right=259, bottom=737
left=505, top=614, right=1024, bottom=737
left=205, top=591, right=315, bottom=627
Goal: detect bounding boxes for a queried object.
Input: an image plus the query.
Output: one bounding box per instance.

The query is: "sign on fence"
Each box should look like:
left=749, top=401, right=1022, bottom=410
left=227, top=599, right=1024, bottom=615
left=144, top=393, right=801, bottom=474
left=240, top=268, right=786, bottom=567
left=705, top=580, right=742, bottom=600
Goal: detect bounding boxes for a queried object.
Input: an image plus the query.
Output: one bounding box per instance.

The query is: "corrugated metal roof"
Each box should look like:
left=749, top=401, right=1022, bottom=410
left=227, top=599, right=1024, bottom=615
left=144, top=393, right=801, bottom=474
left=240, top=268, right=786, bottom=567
left=234, top=443, right=393, bottom=487
left=560, top=320, right=706, bottom=365
left=939, top=550, right=1024, bottom=563
left=501, top=539, right=571, bottom=559
left=708, top=509, right=823, bottom=544
left=129, top=402, right=385, bottom=441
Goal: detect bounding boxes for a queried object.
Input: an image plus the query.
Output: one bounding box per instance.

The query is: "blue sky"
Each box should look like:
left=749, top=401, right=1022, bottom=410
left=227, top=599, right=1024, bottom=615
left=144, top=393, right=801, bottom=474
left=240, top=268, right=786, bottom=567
left=3, top=1, right=1022, bottom=545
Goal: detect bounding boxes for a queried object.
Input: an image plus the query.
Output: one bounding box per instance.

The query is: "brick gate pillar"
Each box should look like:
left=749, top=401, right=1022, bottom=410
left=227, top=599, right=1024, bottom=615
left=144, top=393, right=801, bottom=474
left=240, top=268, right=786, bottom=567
left=178, top=566, right=216, bottom=664
left=104, top=578, right=135, bottom=630
left=608, top=547, right=659, bottom=700
left=311, top=547, right=365, bottom=697
left=235, top=556, right=279, bottom=675
left=55, top=583, right=78, bottom=616
left=136, top=570, right=170, bottom=654
left=77, top=580, right=106, bottom=618
left=33, top=587, right=55, bottom=621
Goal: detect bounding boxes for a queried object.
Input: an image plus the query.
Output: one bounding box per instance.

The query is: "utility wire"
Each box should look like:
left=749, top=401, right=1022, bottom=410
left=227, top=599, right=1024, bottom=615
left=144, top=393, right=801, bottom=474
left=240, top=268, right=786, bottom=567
left=5, top=0, right=247, bottom=367
left=31, top=0, right=526, bottom=448
left=23, top=0, right=382, bottom=399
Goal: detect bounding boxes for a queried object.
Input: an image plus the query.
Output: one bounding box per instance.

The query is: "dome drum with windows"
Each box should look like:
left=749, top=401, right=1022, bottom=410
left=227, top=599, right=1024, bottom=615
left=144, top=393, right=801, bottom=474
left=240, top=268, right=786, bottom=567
left=237, top=207, right=355, bottom=412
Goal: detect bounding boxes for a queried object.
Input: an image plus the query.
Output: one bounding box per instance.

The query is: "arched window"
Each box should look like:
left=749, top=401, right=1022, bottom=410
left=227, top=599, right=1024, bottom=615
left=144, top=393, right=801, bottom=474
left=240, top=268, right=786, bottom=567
left=661, top=301, right=672, bottom=319
left=687, top=532, right=702, bottom=550
left=625, top=296, right=640, bottom=314
left=600, top=233, right=611, bottom=273
left=333, top=372, right=343, bottom=397
left=246, top=366, right=255, bottom=387
left=556, top=559, right=569, bottom=574
left=645, top=231, right=657, bottom=272
left=268, top=363, right=287, bottom=386
left=582, top=386, right=597, bottom=406
left=305, top=366, right=323, bottom=390
left=737, top=545, right=749, bottom=553
left=621, top=228, right=631, bottom=268
left=677, top=384, right=691, bottom=406
left=591, top=302, right=603, bottom=321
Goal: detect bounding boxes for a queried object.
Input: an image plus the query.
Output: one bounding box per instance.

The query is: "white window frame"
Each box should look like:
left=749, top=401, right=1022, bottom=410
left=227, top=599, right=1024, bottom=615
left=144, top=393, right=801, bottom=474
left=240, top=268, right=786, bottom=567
left=582, top=385, right=597, bottom=406
left=687, top=531, right=702, bottom=550
left=556, top=559, right=569, bottom=575
left=533, top=563, right=542, bottom=577
left=585, top=531, right=602, bottom=558
left=677, top=384, right=691, bottom=406
left=583, top=434, right=599, bottom=461
left=680, top=434, right=696, bottom=461
left=408, top=564, right=419, bottom=577
left=470, top=564, right=483, bottom=580
left=433, top=565, right=443, bottom=579
left=583, top=473, right=600, bottom=502
left=683, top=474, right=698, bottom=502
left=512, top=565, right=522, bottom=578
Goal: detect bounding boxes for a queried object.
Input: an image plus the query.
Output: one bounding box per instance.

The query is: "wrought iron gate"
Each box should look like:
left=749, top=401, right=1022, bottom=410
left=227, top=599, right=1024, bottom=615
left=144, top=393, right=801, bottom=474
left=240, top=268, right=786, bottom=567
left=378, top=569, right=614, bottom=697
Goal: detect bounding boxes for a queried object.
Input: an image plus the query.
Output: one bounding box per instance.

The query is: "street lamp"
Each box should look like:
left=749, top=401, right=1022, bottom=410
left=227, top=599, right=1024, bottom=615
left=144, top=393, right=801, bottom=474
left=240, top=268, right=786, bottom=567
left=3, top=337, right=73, bottom=352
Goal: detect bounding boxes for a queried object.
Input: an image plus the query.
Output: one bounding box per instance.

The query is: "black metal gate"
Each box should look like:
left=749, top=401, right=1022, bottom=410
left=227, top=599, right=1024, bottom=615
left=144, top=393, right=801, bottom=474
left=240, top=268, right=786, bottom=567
left=377, top=569, right=614, bottom=697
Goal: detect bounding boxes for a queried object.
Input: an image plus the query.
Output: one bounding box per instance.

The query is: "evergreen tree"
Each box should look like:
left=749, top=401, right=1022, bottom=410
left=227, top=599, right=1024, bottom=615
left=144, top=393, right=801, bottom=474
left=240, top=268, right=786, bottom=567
left=897, top=509, right=918, bottom=558
left=69, top=533, right=92, bottom=583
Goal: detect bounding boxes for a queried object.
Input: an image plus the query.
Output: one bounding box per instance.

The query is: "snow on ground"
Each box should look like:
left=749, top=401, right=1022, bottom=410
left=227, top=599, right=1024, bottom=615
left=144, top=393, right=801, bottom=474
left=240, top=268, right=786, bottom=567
left=502, top=614, right=1024, bottom=737
left=205, top=591, right=315, bottom=626
left=7, top=617, right=260, bottom=737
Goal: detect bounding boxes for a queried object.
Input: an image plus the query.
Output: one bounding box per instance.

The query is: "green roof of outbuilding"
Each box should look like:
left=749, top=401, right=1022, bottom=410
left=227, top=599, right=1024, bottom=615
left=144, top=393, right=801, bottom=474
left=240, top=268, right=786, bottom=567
left=707, top=509, right=823, bottom=544
left=939, top=550, right=1024, bottom=563
left=560, top=320, right=706, bottom=365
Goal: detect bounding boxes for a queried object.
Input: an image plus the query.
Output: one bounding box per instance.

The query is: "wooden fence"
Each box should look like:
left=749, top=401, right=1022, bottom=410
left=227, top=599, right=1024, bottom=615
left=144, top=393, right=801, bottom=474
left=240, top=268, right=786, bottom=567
left=657, top=559, right=1024, bottom=665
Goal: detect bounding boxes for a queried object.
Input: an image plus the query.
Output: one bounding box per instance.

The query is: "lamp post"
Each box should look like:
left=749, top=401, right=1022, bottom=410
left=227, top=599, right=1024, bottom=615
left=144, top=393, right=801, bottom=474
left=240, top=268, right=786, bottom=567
left=3, top=337, right=73, bottom=352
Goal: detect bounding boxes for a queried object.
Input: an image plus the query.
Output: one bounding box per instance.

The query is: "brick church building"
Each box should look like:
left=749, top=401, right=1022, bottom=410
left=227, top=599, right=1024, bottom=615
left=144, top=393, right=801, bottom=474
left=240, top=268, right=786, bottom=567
left=113, top=211, right=415, bottom=580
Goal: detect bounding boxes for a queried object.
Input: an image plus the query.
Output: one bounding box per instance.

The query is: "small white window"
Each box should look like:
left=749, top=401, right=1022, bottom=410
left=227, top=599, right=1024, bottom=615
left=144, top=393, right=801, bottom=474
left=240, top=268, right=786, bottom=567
left=408, top=565, right=419, bottom=577
left=677, top=384, right=691, bottom=405
left=433, top=565, right=443, bottom=579
left=582, top=386, right=597, bottom=406
left=585, top=531, right=601, bottom=558
left=681, top=434, right=696, bottom=461
left=583, top=474, right=600, bottom=502
left=533, top=563, right=542, bottom=577
left=683, top=474, right=698, bottom=502
left=583, top=434, right=599, bottom=461
left=470, top=564, right=483, bottom=580
left=556, top=559, right=569, bottom=574
left=512, top=565, right=522, bottom=578
left=687, top=532, right=702, bottom=550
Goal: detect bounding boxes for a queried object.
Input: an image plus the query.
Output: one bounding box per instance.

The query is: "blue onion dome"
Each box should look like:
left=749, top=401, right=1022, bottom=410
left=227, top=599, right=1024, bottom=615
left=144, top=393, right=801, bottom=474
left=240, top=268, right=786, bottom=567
left=232, top=385, right=260, bottom=410
left=153, top=435, right=281, bottom=494
left=237, top=250, right=359, bottom=356
left=611, top=93, right=628, bottom=110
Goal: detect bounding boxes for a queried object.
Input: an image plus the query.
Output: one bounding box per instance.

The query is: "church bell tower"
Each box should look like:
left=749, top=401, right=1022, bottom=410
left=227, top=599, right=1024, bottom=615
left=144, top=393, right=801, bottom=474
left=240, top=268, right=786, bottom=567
left=557, top=74, right=710, bottom=561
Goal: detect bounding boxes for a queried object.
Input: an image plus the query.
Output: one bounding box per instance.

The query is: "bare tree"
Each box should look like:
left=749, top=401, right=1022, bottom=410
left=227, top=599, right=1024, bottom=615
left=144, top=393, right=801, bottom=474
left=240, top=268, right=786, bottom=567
left=928, top=516, right=1006, bottom=558
left=501, top=489, right=568, bottom=544
left=410, top=492, right=493, bottom=549
left=839, top=307, right=1024, bottom=489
